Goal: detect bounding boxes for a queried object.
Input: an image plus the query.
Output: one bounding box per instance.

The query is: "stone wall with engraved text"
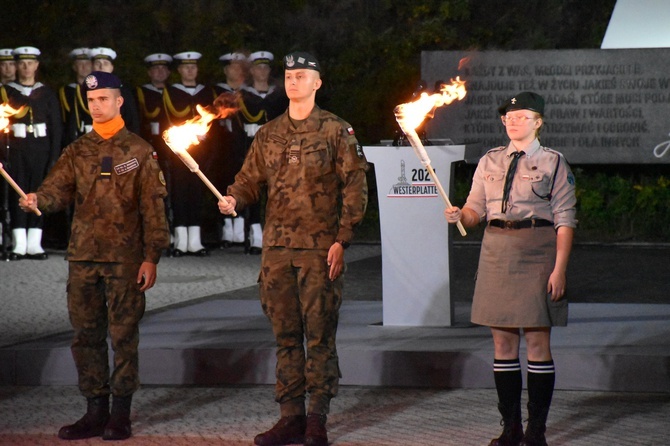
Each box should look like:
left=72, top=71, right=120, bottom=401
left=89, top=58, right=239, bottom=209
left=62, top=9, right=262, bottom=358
left=422, top=49, right=670, bottom=163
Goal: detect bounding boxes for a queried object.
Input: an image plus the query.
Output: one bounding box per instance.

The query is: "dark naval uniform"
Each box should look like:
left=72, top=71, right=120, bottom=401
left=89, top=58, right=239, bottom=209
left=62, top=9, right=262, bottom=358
left=212, top=81, right=248, bottom=247
left=60, top=47, right=92, bottom=147
left=2, top=81, right=62, bottom=232
left=64, top=83, right=94, bottom=145
left=137, top=83, right=170, bottom=168
left=34, top=126, right=169, bottom=398
left=162, top=82, right=214, bottom=236
left=213, top=81, right=248, bottom=202
left=59, top=81, right=78, bottom=145
left=228, top=105, right=368, bottom=415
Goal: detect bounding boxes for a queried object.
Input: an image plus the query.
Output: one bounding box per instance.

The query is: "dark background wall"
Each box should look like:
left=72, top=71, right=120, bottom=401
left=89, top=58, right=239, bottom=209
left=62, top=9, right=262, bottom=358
left=3, top=0, right=617, bottom=145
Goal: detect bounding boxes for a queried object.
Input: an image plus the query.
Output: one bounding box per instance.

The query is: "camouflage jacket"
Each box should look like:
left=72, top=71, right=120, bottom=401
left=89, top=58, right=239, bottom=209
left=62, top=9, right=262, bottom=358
left=228, top=106, right=368, bottom=250
left=36, top=128, right=170, bottom=263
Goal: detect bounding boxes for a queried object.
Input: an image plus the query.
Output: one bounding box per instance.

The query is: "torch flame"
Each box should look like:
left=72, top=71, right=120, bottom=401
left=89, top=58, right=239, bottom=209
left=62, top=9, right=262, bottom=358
left=163, top=104, right=217, bottom=152
left=162, top=92, right=240, bottom=152
left=393, top=77, right=468, bottom=236
left=160, top=92, right=240, bottom=216
left=394, top=77, right=466, bottom=130
left=0, top=103, right=25, bottom=132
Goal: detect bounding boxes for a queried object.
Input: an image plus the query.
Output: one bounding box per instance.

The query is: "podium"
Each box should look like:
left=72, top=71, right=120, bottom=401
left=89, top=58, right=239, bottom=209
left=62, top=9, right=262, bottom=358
left=364, top=143, right=479, bottom=326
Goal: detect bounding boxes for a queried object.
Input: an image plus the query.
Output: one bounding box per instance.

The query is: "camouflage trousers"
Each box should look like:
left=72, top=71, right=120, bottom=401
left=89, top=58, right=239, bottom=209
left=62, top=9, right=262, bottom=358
left=67, top=261, right=145, bottom=398
left=260, top=247, right=343, bottom=415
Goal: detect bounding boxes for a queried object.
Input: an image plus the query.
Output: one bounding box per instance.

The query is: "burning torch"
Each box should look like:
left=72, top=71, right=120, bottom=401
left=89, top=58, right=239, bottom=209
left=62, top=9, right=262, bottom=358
left=162, top=93, right=238, bottom=217
left=0, top=103, right=41, bottom=216
left=394, top=77, right=467, bottom=236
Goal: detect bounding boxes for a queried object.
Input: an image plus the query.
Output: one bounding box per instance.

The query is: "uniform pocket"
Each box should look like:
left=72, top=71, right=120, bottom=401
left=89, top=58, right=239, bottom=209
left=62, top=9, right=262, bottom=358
left=303, top=146, right=333, bottom=178
left=482, top=171, right=504, bottom=199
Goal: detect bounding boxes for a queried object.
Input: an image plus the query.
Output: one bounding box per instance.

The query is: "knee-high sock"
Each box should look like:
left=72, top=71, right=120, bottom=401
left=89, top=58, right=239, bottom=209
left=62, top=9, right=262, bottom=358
left=493, top=358, right=522, bottom=413
left=527, top=360, right=555, bottom=409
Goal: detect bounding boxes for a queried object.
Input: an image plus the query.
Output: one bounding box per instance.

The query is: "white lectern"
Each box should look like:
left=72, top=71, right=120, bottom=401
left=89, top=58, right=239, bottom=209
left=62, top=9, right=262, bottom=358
left=364, top=144, right=479, bottom=326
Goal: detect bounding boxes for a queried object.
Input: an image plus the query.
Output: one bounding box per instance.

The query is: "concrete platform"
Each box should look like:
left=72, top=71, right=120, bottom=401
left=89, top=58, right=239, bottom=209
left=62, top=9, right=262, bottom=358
left=2, top=298, right=669, bottom=392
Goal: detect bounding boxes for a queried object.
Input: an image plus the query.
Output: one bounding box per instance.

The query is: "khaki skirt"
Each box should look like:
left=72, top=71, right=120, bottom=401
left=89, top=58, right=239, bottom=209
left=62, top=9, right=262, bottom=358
left=471, top=225, right=568, bottom=328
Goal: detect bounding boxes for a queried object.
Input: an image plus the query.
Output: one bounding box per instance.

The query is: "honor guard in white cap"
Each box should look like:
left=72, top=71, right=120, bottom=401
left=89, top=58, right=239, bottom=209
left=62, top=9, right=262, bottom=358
left=238, top=50, right=288, bottom=254
left=163, top=51, right=213, bottom=257
left=217, top=52, right=248, bottom=93
left=144, top=53, right=172, bottom=67
left=214, top=51, right=249, bottom=249
left=60, top=48, right=92, bottom=145
left=172, top=51, right=202, bottom=65
left=0, top=48, right=16, bottom=84
left=71, top=46, right=139, bottom=135
left=89, top=47, right=117, bottom=72
left=13, top=46, right=41, bottom=60
left=0, top=46, right=62, bottom=260
left=137, top=53, right=172, bottom=194
left=249, top=51, right=273, bottom=66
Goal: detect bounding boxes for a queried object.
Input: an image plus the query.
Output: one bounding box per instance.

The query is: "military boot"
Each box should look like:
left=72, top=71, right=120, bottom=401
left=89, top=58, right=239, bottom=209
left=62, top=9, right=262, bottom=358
left=520, top=402, right=549, bottom=446
left=58, top=395, right=110, bottom=440
left=305, top=413, right=328, bottom=446
left=489, top=403, right=524, bottom=446
left=253, top=415, right=306, bottom=446
left=102, top=394, right=133, bottom=441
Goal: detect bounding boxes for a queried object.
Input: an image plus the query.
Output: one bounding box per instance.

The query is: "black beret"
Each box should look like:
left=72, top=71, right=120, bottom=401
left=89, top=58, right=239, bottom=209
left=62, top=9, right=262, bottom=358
left=81, top=71, right=122, bottom=94
left=284, top=52, right=320, bottom=72
left=497, top=91, right=545, bottom=116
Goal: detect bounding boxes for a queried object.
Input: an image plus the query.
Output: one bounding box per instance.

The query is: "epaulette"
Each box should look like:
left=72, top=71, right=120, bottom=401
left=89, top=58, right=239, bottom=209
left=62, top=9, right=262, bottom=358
left=485, top=146, right=507, bottom=154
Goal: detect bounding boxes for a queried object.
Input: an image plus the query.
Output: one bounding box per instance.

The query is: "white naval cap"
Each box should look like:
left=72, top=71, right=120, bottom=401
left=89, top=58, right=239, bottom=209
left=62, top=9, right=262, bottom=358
left=249, top=51, right=273, bottom=65
left=144, top=53, right=173, bottom=66
left=0, top=48, right=14, bottom=61
left=89, top=47, right=117, bottom=61
left=219, top=52, right=247, bottom=65
left=173, top=51, right=202, bottom=64
left=13, top=46, right=41, bottom=60
left=69, top=47, right=90, bottom=60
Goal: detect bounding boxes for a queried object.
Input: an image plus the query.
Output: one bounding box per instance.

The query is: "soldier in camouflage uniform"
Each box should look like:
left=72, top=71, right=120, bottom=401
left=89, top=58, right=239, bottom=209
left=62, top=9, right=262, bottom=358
left=20, top=71, right=169, bottom=442
left=218, top=52, right=368, bottom=446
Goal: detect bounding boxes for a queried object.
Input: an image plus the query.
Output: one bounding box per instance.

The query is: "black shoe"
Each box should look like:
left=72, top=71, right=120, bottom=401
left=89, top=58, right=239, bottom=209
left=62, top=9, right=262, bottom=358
left=8, top=252, right=24, bottom=261
left=172, top=249, right=187, bottom=257
left=190, top=248, right=209, bottom=257
left=58, top=396, right=110, bottom=440
left=102, top=395, right=132, bottom=441
left=26, top=252, right=48, bottom=260
left=254, top=415, right=306, bottom=446
left=249, top=247, right=262, bottom=255
left=220, top=240, right=233, bottom=249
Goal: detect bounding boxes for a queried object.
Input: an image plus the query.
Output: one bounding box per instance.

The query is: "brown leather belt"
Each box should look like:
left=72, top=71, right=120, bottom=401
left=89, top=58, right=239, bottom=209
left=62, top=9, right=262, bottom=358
left=488, top=218, right=554, bottom=229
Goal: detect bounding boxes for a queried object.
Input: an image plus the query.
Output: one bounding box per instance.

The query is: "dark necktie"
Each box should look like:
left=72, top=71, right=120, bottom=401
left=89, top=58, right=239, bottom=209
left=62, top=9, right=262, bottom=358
left=501, top=151, right=524, bottom=213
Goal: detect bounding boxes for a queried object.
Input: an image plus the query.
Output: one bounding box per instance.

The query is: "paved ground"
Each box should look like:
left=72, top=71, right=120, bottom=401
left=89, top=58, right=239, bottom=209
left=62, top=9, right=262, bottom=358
left=1, top=242, right=669, bottom=445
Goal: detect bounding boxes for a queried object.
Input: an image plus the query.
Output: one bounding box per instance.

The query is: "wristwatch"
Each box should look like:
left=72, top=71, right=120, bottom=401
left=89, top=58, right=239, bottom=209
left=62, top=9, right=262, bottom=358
left=336, top=240, right=350, bottom=249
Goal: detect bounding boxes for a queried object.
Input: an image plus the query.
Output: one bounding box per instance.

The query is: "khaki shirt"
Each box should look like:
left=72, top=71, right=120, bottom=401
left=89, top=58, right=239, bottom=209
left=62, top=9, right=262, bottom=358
left=36, top=128, right=170, bottom=263
left=465, top=139, right=577, bottom=229
left=228, top=106, right=368, bottom=249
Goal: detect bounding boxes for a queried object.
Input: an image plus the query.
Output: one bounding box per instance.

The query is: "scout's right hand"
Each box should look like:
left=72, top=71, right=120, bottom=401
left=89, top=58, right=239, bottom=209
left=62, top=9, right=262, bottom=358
left=218, top=196, right=237, bottom=215
left=444, top=206, right=462, bottom=224
left=19, top=193, right=38, bottom=214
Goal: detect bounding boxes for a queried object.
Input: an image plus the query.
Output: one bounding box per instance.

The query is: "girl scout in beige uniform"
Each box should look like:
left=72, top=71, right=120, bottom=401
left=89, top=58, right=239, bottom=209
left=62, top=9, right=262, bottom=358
left=445, top=91, right=577, bottom=446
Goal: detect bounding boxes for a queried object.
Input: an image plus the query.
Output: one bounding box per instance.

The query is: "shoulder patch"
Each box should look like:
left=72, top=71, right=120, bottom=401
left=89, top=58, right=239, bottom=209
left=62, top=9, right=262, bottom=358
left=356, top=144, right=365, bottom=158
